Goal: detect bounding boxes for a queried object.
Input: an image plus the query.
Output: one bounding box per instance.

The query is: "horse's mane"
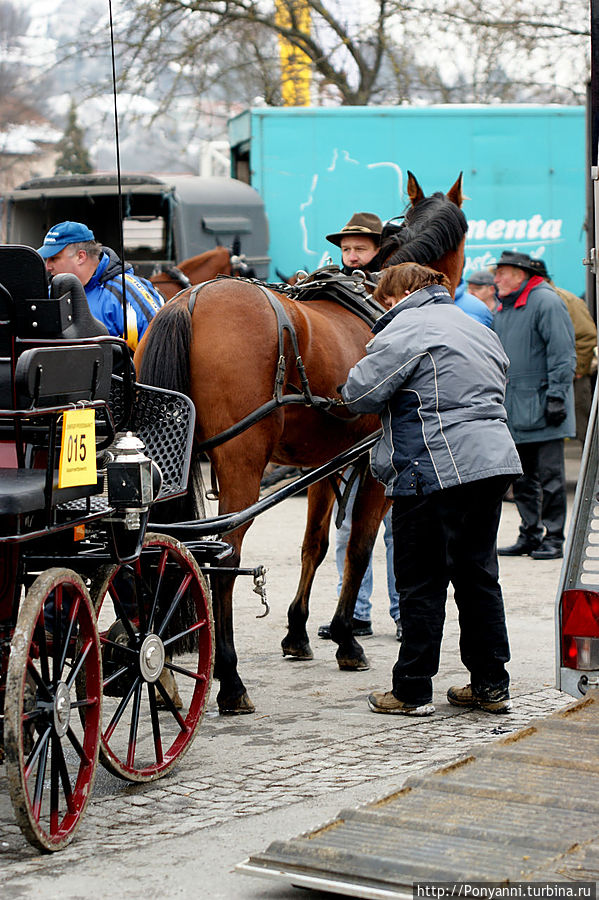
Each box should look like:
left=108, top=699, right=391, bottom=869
left=380, top=193, right=468, bottom=268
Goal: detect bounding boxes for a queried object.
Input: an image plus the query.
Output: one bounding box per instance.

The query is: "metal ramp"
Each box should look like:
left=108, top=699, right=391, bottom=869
left=238, top=694, right=599, bottom=897
left=556, top=384, right=599, bottom=697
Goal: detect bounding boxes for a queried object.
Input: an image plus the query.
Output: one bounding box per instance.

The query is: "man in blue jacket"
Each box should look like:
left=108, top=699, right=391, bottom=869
left=493, top=251, right=576, bottom=560
left=341, top=261, right=522, bottom=717
left=38, top=221, right=164, bottom=350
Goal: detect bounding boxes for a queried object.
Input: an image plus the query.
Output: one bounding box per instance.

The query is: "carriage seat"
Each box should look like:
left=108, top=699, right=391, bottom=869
left=0, top=469, right=102, bottom=516
left=0, top=247, right=110, bottom=412
left=0, top=342, right=112, bottom=517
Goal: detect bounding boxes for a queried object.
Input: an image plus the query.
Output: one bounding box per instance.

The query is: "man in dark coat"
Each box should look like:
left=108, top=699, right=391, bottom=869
left=493, top=251, right=576, bottom=560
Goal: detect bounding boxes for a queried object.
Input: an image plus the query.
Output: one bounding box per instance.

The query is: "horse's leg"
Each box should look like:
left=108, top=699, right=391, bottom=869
left=209, top=441, right=272, bottom=715
left=330, top=476, right=391, bottom=670
left=281, top=478, right=336, bottom=659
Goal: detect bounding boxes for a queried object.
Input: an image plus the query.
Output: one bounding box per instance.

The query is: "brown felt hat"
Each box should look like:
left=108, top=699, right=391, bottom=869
left=326, top=212, right=383, bottom=247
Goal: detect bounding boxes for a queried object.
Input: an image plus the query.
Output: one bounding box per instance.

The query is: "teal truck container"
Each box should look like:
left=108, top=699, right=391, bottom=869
left=229, top=105, right=586, bottom=294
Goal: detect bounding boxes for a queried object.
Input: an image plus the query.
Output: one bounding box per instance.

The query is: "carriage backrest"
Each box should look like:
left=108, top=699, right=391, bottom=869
left=15, top=344, right=113, bottom=409
left=0, top=247, right=111, bottom=412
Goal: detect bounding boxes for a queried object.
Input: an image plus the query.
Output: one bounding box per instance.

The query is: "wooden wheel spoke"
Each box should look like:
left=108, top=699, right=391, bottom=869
left=25, top=725, right=52, bottom=781
left=108, top=580, right=139, bottom=645
left=31, top=735, right=50, bottom=820
left=55, top=736, right=76, bottom=815
left=65, top=637, right=91, bottom=690
left=26, top=659, right=53, bottom=701
left=147, top=548, right=169, bottom=632
left=50, top=735, right=60, bottom=834
left=164, top=659, right=207, bottom=684
left=147, top=683, right=164, bottom=766
left=162, top=617, right=207, bottom=649
left=52, top=586, right=63, bottom=688
left=126, top=682, right=143, bottom=769
left=66, top=726, right=92, bottom=767
left=154, top=678, right=190, bottom=731
left=157, top=573, right=193, bottom=638
left=35, top=619, right=51, bottom=685
left=103, top=664, right=131, bottom=689
left=104, top=676, right=142, bottom=741
left=58, top=596, right=81, bottom=677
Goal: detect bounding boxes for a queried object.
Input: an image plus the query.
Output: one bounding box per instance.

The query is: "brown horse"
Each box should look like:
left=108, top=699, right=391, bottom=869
left=149, top=246, right=254, bottom=300
left=135, top=172, right=467, bottom=715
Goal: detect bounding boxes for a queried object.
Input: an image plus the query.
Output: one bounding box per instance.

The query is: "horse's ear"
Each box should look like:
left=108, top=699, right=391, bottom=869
left=406, top=171, right=425, bottom=207
left=446, top=172, right=464, bottom=208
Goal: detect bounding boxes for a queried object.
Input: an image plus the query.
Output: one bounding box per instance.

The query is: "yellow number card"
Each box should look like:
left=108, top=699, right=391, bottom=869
left=58, top=409, right=97, bottom=488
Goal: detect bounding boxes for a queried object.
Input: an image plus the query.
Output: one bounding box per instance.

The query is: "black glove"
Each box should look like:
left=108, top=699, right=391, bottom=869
left=545, top=396, right=567, bottom=427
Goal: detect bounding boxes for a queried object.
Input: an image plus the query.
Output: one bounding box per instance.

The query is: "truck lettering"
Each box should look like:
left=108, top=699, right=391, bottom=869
left=468, top=216, right=563, bottom=243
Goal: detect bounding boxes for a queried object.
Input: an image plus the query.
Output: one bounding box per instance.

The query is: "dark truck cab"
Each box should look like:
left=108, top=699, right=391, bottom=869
left=2, top=173, right=270, bottom=279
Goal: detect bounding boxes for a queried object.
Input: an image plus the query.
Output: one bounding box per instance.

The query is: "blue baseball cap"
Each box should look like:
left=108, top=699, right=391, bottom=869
left=37, top=221, right=95, bottom=258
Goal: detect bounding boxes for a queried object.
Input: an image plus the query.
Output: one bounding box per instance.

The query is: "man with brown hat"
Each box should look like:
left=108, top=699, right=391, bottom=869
left=493, top=250, right=576, bottom=560
left=326, top=212, right=383, bottom=275
left=319, top=211, right=400, bottom=642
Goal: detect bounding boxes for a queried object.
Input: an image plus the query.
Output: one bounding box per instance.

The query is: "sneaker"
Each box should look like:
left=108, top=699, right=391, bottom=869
left=317, top=618, right=373, bottom=640
left=447, top=683, right=512, bottom=713
left=367, top=690, right=435, bottom=716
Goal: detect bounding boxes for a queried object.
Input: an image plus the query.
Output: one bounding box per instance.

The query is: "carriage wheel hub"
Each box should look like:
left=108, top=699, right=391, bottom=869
left=139, top=634, right=165, bottom=683
left=53, top=682, right=71, bottom=737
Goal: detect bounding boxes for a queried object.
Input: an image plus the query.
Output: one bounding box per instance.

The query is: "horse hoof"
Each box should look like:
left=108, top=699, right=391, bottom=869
left=281, top=636, right=313, bottom=660
left=218, top=691, right=256, bottom=715
left=282, top=644, right=314, bottom=660
left=336, top=650, right=370, bottom=671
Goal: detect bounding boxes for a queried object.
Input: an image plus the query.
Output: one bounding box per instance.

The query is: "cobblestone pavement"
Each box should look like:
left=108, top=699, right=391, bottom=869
left=0, top=455, right=581, bottom=894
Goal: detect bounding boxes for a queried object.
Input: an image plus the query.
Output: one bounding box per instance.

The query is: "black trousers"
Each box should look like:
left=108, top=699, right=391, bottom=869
left=513, top=438, right=566, bottom=546
left=391, top=476, right=511, bottom=706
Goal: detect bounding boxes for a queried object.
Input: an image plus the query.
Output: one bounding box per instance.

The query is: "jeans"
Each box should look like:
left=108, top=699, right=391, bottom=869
left=391, top=476, right=511, bottom=706
left=334, top=471, right=399, bottom=622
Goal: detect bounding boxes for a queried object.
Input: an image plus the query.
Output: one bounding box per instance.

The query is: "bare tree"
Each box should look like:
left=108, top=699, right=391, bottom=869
left=0, top=0, right=31, bottom=106
left=94, top=0, right=588, bottom=109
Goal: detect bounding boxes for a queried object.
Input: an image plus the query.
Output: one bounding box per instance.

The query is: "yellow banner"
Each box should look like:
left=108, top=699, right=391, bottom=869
left=275, top=0, right=312, bottom=107
left=58, top=409, right=97, bottom=488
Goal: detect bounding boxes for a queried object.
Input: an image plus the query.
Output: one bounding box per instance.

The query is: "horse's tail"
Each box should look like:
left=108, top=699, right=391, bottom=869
left=138, top=299, right=192, bottom=397
left=140, top=298, right=208, bottom=546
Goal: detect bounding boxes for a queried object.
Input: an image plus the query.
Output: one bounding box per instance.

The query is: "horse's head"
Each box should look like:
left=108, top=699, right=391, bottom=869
left=407, top=171, right=464, bottom=210
left=379, top=171, right=467, bottom=296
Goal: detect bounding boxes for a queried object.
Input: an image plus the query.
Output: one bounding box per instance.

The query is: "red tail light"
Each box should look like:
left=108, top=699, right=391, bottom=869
left=561, top=589, right=599, bottom=670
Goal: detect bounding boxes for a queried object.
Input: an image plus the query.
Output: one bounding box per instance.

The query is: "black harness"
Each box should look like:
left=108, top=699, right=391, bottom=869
left=187, top=278, right=348, bottom=453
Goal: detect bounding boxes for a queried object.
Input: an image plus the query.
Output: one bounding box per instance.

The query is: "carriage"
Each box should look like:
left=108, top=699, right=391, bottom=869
left=0, top=244, right=228, bottom=851
left=0, top=172, right=465, bottom=851
left=0, top=242, right=383, bottom=852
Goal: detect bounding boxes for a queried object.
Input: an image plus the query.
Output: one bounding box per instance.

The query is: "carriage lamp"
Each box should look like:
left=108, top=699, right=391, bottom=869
left=107, top=432, right=162, bottom=528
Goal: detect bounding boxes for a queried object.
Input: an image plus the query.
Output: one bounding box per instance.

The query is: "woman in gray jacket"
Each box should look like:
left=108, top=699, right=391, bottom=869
left=341, top=262, right=522, bottom=717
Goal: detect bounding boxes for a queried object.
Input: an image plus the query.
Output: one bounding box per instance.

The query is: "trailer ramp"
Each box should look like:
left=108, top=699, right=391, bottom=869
left=238, top=694, right=599, bottom=898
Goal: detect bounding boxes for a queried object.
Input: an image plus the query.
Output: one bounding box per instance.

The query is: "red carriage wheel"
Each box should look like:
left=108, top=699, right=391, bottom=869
left=5, top=568, right=102, bottom=852
left=90, top=533, right=214, bottom=783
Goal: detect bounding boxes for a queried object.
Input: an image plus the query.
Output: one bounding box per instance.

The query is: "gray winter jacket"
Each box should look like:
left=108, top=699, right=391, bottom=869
left=492, top=277, right=576, bottom=444
left=340, top=285, right=522, bottom=497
